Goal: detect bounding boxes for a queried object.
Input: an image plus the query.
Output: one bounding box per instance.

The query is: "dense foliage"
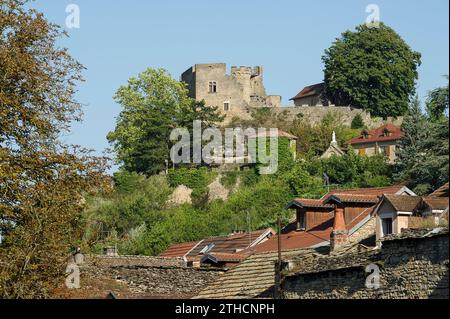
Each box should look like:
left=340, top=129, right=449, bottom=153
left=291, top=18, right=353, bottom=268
left=107, top=69, right=223, bottom=176
left=323, top=23, right=421, bottom=118
left=290, top=111, right=360, bottom=156
left=394, top=94, right=449, bottom=195
left=0, top=0, right=109, bottom=298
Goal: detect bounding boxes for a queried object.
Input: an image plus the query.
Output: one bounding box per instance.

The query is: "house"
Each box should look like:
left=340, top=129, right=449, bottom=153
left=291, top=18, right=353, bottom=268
left=195, top=185, right=416, bottom=299
left=290, top=83, right=328, bottom=107
left=374, top=193, right=449, bottom=245
left=321, top=131, right=345, bottom=159
left=281, top=185, right=416, bottom=252
left=159, top=229, right=274, bottom=269
left=346, top=123, right=404, bottom=163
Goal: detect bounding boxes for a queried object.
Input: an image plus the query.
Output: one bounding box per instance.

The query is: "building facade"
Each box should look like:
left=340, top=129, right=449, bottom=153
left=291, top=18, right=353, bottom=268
left=181, top=64, right=281, bottom=121
left=346, top=123, right=404, bottom=163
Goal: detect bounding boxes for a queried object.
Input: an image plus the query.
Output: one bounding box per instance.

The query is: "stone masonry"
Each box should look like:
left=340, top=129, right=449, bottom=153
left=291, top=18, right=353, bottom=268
left=83, top=255, right=223, bottom=298
left=281, top=228, right=449, bottom=299
left=181, top=63, right=281, bottom=122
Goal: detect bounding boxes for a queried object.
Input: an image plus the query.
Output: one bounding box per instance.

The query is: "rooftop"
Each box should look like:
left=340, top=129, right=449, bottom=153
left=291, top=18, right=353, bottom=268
left=290, top=83, right=325, bottom=101
left=383, top=194, right=422, bottom=212
left=159, top=229, right=274, bottom=261
left=347, top=123, right=404, bottom=145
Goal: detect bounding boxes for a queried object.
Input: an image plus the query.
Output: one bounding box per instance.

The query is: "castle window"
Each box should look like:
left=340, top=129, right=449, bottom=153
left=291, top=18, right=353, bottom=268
left=209, top=82, right=217, bottom=93
left=224, top=102, right=230, bottom=111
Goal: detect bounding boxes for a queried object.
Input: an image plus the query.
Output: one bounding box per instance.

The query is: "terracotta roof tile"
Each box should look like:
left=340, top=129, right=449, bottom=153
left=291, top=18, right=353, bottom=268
left=325, top=194, right=381, bottom=204
left=159, top=241, right=200, bottom=258
left=423, top=197, right=449, bottom=211
left=289, top=199, right=333, bottom=209
left=383, top=194, right=422, bottom=212
left=290, top=83, right=325, bottom=100
left=326, top=185, right=405, bottom=197
left=159, top=229, right=274, bottom=259
left=347, top=123, right=404, bottom=145
left=252, top=229, right=332, bottom=253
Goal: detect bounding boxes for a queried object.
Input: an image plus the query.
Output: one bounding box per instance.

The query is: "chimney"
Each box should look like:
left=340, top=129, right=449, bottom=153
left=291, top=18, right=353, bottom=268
left=330, top=204, right=348, bottom=252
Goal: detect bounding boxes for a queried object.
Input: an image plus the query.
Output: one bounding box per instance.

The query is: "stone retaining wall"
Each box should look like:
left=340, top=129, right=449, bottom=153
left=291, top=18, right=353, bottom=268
left=282, top=228, right=449, bottom=299
left=83, top=255, right=223, bottom=298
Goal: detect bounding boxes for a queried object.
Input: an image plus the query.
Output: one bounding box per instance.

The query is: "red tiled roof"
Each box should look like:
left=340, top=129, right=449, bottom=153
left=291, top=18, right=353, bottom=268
left=188, top=229, right=273, bottom=257
left=325, top=194, right=381, bottom=205
left=290, top=83, right=325, bottom=100
left=347, top=123, right=404, bottom=145
left=159, top=229, right=274, bottom=259
left=347, top=206, right=375, bottom=232
left=325, top=185, right=406, bottom=198
left=383, top=194, right=422, bottom=212
left=159, top=241, right=200, bottom=258
left=253, top=229, right=332, bottom=253
left=423, top=197, right=449, bottom=211
left=289, top=199, right=333, bottom=209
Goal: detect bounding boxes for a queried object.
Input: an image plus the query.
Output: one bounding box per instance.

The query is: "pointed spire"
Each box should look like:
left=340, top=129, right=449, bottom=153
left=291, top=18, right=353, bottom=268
left=331, top=131, right=337, bottom=146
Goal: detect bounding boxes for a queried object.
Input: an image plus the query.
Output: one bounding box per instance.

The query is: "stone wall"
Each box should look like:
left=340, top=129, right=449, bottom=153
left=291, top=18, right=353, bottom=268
left=84, top=255, right=223, bottom=298
left=281, top=228, right=449, bottom=299
left=89, top=255, right=186, bottom=268
left=181, top=64, right=280, bottom=123
left=274, top=106, right=403, bottom=129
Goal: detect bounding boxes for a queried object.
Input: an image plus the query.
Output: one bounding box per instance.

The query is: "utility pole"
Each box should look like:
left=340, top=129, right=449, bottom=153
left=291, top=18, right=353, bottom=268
left=276, top=215, right=282, bottom=299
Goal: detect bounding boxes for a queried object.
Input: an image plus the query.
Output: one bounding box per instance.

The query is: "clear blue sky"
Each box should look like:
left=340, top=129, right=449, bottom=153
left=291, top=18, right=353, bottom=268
left=30, top=0, right=449, bottom=160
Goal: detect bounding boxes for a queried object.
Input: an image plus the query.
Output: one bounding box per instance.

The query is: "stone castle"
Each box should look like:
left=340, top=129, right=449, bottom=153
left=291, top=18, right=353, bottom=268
left=181, top=63, right=403, bottom=128
left=181, top=63, right=281, bottom=121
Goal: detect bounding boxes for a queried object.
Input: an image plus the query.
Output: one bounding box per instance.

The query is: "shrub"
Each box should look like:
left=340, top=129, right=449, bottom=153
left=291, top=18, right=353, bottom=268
left=351, top=114, right=365, bottom=129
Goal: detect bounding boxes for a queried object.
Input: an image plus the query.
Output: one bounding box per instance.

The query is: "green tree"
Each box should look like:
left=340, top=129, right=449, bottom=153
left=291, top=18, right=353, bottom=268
left=394, top=97, right=449, bottom=195
left=351, top=113, right=365, bottom=129
left=0, top=0, right=108, bottom=298
left=108, top=69, right=224, bottom=175
left=426, top=76, right=449, bottom=121
left=323, top=23, right=421, bottom=118
left=108, top=68, right=191, bottom=175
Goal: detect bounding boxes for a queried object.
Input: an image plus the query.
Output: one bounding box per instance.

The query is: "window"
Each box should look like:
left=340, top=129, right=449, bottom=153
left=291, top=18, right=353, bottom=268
left=382, top=218, right=393, bottom=236
left=378, top=145, right=391, bottom=157
left=358, top=148, right=366, bottom=156
left=223, top=102, right=230, bottom=111
left=200, top=243, right=215, bottom=254
left=296, top=210, right=306, bottom=231
left=208, top=81, right=217, bottom=93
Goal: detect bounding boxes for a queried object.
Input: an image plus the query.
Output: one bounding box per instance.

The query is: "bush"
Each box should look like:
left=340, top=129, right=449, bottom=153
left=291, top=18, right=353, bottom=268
left=351, top=114, right=365, bottom=129
left=168, top=167, right=217, bottom=191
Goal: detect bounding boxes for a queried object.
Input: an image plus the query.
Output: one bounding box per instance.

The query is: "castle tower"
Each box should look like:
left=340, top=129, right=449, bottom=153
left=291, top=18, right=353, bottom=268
left=231, top=66, right=252, bottom=104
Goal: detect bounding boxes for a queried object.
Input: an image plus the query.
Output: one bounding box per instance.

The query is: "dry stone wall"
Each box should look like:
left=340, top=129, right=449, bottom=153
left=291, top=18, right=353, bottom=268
left=274, top=106, right=403, bottom=129
left=84, top=255, right=224, bottom=298
left=281, top=228, right=449, bottom=299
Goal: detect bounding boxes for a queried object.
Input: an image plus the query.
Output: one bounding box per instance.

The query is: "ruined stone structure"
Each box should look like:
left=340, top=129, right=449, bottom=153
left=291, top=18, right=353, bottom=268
left=181, top=64, right=281, bottom=121
left=281, top=228, right=449, bottom=299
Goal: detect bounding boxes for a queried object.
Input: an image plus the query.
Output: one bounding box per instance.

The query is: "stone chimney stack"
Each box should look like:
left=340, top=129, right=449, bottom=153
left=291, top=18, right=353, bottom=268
left=330, top=204, right=349, bottom=252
